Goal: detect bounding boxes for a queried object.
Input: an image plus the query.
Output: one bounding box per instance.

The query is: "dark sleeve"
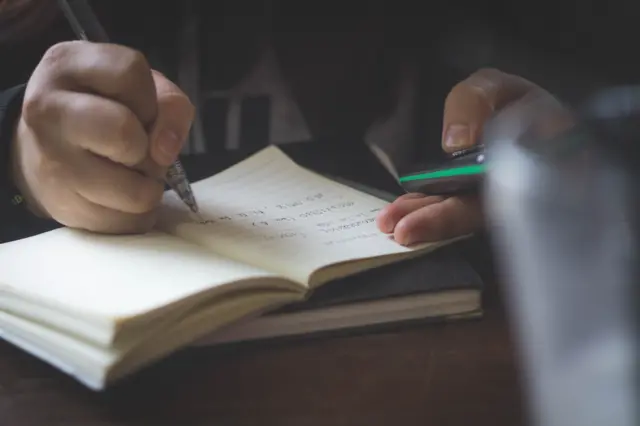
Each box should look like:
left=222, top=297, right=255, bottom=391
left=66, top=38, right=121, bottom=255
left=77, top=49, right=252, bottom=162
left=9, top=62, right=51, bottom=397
left=0, top=84, right=60, bottom=243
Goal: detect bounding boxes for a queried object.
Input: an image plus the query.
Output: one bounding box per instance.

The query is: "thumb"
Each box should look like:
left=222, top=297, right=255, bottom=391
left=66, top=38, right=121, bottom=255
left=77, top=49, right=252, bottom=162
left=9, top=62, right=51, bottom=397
left=441, top=68, right=538, bottom=153
left=148, top=70, right=195, bottom=167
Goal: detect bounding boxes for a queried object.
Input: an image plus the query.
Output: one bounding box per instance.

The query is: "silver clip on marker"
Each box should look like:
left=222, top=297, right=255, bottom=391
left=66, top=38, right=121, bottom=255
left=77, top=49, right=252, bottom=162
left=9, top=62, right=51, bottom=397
left=56, top=0, right=200, bottom=214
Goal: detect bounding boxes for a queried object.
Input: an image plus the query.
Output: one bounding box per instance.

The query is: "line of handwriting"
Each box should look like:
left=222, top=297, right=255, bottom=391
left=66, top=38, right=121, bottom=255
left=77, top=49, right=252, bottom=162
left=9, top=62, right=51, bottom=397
left=324, top=232, right=380, bottom=246
left=234, top=209, right=266, bottom=218
left=318, top=217, right=376, bottom=233
left=316, top=212, right=369, bottom=228
left=274, top=193, right=325, bottom=210
left=298, top=201, right=355, bottom=218
left=261, top=231, right=307, bottom=241
left=193, top=210, right=267, bottom=225
left=251, top=217, right=296, bottom=227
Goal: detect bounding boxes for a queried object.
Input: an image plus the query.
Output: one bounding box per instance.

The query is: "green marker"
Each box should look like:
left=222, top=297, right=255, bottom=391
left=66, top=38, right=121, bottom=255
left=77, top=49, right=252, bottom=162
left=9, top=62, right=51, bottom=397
left=398, top=146, right=486, bottom=195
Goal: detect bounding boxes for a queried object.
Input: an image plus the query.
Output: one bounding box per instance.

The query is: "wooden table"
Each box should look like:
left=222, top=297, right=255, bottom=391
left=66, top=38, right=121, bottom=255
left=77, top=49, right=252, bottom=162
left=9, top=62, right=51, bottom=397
left=0, top=237, right=528, bottom=426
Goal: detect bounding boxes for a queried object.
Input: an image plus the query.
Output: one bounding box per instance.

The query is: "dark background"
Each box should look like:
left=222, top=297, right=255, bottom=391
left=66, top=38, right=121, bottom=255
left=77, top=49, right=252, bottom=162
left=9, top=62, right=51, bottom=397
left=2, top=0, right=640, bottom=162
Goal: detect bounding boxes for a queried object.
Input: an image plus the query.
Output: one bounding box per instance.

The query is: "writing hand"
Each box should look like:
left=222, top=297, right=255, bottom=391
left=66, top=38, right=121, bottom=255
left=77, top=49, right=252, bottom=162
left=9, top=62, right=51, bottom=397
left=10, top=41, right=194, bottom=234
left=377, top=68, right=549, bottom=245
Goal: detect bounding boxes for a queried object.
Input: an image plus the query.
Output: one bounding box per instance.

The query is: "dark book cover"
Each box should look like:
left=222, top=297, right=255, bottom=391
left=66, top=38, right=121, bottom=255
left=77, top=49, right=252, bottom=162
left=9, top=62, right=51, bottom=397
left=273, top=243, right=482, bottom=315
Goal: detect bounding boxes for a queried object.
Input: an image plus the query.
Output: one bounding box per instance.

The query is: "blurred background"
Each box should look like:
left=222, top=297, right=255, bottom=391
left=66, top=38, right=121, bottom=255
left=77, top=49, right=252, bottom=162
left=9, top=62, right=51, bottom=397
left=3, top=0, right=640, bottom=169
left=0, top=1, right=637, bottom=424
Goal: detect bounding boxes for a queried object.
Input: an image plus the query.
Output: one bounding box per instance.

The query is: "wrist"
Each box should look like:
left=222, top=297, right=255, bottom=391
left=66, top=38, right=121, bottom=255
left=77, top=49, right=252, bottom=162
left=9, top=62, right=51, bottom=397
left=9, top=118, right=48, bottom=219
left=0, top=84, right=60, bottom=242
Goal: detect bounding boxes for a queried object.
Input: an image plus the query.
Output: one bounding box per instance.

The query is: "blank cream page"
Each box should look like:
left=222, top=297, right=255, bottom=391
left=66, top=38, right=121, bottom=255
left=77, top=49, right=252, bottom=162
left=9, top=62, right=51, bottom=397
left=0, top=228, right=283, bottom=322
left=157, top=146, right=427, bottom=284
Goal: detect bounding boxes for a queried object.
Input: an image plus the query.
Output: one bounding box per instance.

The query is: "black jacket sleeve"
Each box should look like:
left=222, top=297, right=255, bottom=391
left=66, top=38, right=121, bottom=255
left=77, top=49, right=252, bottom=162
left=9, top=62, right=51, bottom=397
left=0, top=84, right=60, bottom=243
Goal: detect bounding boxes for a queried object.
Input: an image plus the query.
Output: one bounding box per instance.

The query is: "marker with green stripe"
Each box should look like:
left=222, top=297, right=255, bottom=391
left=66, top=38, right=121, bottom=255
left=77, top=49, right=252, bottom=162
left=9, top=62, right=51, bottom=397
left=398, top=148, right=486, bottom=195
left=399, top=164, right=486, bottom=182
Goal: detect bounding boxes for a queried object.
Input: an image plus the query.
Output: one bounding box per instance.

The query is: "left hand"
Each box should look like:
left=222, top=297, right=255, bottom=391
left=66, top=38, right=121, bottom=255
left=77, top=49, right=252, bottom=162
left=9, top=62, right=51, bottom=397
left=376, top=68, right=544, bottom=245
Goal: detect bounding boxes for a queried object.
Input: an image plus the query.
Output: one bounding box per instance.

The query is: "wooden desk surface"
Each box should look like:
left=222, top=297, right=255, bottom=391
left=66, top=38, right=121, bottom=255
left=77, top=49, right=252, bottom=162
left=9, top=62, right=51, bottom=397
left=0, top=243, right=527, bottom=426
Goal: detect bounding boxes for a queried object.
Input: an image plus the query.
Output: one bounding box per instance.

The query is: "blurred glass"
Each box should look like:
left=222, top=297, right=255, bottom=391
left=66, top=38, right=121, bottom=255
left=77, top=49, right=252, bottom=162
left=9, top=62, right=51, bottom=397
left=484, top=87, right=639, bottom=426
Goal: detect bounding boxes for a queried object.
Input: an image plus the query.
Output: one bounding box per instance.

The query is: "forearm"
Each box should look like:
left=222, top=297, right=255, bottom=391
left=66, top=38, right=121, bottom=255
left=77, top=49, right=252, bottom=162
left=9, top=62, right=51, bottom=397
left=0, top=84, right=59, bottom=243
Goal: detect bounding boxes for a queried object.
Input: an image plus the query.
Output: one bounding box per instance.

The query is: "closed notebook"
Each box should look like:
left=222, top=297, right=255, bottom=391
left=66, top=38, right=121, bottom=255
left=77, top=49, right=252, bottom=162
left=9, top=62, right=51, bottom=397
left=195, top=246, right=482, bottom=346
left=0, top=146, right=477, bottom=391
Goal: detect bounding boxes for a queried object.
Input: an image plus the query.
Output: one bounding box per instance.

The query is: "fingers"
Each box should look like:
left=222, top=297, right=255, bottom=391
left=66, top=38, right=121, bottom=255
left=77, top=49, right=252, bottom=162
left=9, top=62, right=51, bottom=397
left=148, top=70, right=195, bottom=167
left=24, top=91, right=150, bottom=167
left=394, top=195, right=483, bottom=244
left=376, top=193, right=443, bottom=233
left=29, top=150, right=162, bottom=233
left=30, top=40, right=158, bottom=126
left=52, top=193, right=158, bottom=235
left=442, top=68, right=539, bottom=153
left=13, top=43, right=193, bottom=236
left=72, top=152, right=165, bottom=215
left=21, top=65, right=195, bottom=180
left=376, top=193, right=483, bottom=245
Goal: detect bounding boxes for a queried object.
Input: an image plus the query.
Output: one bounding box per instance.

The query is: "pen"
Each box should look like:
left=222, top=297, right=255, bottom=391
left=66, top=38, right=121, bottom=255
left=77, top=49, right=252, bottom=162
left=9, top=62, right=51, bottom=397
left=398, top=146, right=486, bottom=196
left=56, top=0, right=200, bottom=214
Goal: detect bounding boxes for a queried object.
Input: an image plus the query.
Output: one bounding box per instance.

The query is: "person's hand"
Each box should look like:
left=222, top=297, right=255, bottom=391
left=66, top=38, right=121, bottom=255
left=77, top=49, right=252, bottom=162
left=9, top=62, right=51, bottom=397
left=10, top=41, right=195, bottom=234
left=376, top=68, right=548, bottom=245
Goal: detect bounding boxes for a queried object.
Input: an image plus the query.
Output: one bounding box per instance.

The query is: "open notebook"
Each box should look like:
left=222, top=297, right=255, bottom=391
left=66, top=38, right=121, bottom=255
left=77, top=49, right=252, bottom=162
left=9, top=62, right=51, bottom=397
left=0, top=146, right=469, bottom=390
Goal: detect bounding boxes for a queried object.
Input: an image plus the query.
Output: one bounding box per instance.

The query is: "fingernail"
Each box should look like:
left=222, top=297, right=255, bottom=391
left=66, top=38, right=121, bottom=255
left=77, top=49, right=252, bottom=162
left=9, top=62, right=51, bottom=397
left=153, top=129, right=182, bottom=166
left=393, top=220, right=413, bottom=246
left=443, top=124, right=471, bottom=151
left=375, top=208, right=394, bottom=234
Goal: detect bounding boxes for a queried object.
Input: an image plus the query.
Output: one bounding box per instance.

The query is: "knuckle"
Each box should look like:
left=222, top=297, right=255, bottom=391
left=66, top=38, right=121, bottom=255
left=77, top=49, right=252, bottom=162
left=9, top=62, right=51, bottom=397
left=38, top=41, right=87, bottom=79
left=114, top=47, right=150, bottom=81
left=111, top=108, right=147, bottom=163
left=463, top=68, right=507, bottom=97
left=127, top=49, right=150, bottom=73
left=445, top=68, right=511, bottom=112
left=41, top=41, right=76, bottom=65
left=109, top=47, right=157, bottom=120
left=21, top=89, right=51, bottom=125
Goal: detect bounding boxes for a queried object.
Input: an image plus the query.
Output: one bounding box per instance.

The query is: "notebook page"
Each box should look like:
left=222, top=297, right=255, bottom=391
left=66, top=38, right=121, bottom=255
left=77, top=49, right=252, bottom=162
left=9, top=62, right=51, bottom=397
left=0, top=229, right=283, bottom=322
left=157, top=146, right=431, bottom=285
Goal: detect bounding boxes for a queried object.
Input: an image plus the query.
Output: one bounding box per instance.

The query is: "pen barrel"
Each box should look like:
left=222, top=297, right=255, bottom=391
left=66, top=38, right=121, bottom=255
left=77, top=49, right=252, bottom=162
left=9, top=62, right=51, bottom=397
left=484, top=87, right=640, bottom=426
left=57, top=0, right=110, bottom=42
